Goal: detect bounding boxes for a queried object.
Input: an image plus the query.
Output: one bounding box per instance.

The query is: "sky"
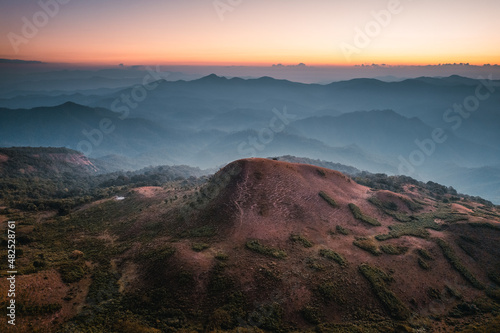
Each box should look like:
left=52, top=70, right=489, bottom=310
left=0, top=0, right=499, bottom=66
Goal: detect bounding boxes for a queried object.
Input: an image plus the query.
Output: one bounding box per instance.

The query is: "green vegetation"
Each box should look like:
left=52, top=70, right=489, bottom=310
left=368, top=196, right=411, bottom=222
left=289, top=234, right=313, bottom=248
left=208, top=262, right=234, bottom=293
left=375, top=215, right=442, bottom=240
left=319, top=191, right=338, bottom=208
left=402, top=197, right=424, bottom=212
left=245, top=240, right=287, bottom=259
left=417, top=248, right=434, bottom=260
left=358, top=264, right=410, bottom=320
left=435, top=238, right=485, bottom=290
left=319, top=249, right=348, bottom=267
left=380, top=244, right=408, bottom=255
left=418, top=258, right=430, bottom=270
left=58, top=259, right=87, bottom=283
left=316, top=168, right=326, bottom=177
left=316, top=282, right=336, bottom=302
left=305, top=257, right=325, bottom=271
left=191, top=243, right=209, bottom=252
left=353, top=237, right=381, bottom=256
left=348, top=203, right=381, bottom=226
left=141, top=245, right=175, bottom=263
left=335, top=225, right=350, bottom=235
left=215, top=252, right=229, bottom=261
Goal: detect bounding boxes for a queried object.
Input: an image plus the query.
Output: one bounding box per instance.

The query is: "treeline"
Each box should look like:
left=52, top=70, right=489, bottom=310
left=353, top=172, right=494, bottom=207
left=0, top=147, right=209, bottom=213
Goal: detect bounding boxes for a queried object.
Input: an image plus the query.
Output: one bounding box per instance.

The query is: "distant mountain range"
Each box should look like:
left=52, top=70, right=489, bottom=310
left=0, top=74, right=499, bottom=203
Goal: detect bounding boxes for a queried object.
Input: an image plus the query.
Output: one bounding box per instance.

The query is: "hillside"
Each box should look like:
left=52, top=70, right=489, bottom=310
left=1, top=158, right=499, bottom=332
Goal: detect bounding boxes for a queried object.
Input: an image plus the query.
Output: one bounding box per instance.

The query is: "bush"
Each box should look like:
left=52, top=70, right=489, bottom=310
left=417, top=248, right=433, bottom=260
left=348, top=203, right=381, bottom=226
left=375, top=216, right=442, bottom=240
left=319, top=191, right=338, bottom=208
left=435, top=238, right=484, bottom=290
left=353, top=238, right=381, bottom=256
left=358, top=263, right=410, bottom=320
left=380, top=244, right=408, bottom=255
left=58, top=260, right=87, bottom=283
left=319, top=249, right=348, bottom=267
left=305, top=257, right=325, bottom=271
left=317, top=282, right=336, bottom=302
left=245, top=240, right=287, bottom=259
left=335, top=225, right=349, bottom=235
left=290, top=234, right=313, bottom=248
left=192, top=243, right=209, bottom=252
left=215, top=252, right=229, bottom=261
left=142, top=245, right=175, bottom=263
left=368, top=197, right=411, bottom=222
left=418, top=258, right=430, bottom=270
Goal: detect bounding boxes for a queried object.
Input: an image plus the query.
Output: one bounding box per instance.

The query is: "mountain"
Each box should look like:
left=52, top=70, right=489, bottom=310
left=0, top=102, right=394, bottom=173
left=1, top=74, right=499, bottom=202
left=292, top=110, right=500, bottom=168
left=3, top=158, right=499, bottom=332
left=0, top=102, right=194, bottom=165
left=0, top=146, right=102, bottom=177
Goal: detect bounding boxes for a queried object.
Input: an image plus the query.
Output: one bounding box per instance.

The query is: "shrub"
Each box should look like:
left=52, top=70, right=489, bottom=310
left=245, top=240, right=287, bottom=259
left=418, top=258, right=430, bottom=270
left=305, top=257, right=325, bottom=271
left=319, top=249, right=348, bottom=267
left=58, top=260, right=87, bottom=283
left=348, top=203, right=381, bottom=226
left=317, top=282, right=336, bottom=302
left=368, top=197, right=411, bottom=222
left=358, top=263, right=410, bottom=320
left=335, top=225, right=349, bottom=235
left=316, top=169, right=326, bottom=177
left=375, top=216, right=441, bottom=240
left=192, top=243, right=209, bottom=252
left=417, top=248, right=433, bottom=260
left=290, top=234, right=313, bottom=248
left=207, top=308, right=233, bottom=331
left=215, top=252, right=229, bottom=261
left=380, top=244, right=408, bottom=255
left=319, top=191, right=337, bottom=208
left=435, top=238, right=484, bottom=290
left=142, top=245, right=175, bottom=263
left=353, top=238, right=381, bottom=256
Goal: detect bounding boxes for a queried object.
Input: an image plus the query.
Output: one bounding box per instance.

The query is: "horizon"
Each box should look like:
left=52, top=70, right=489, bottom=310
left=1, top=0, right=500, bottom=67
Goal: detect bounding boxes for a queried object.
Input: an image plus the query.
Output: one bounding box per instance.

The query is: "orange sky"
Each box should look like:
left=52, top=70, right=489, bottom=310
left=0, top=0, right=499, bottom=66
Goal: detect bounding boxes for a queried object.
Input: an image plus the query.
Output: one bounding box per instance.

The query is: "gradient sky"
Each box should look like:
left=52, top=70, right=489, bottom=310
left=0, top=0, right=499, bottom=66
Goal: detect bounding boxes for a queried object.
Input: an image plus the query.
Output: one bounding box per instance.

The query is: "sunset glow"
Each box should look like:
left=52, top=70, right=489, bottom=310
left=1, top=0, right=499, bottom=66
